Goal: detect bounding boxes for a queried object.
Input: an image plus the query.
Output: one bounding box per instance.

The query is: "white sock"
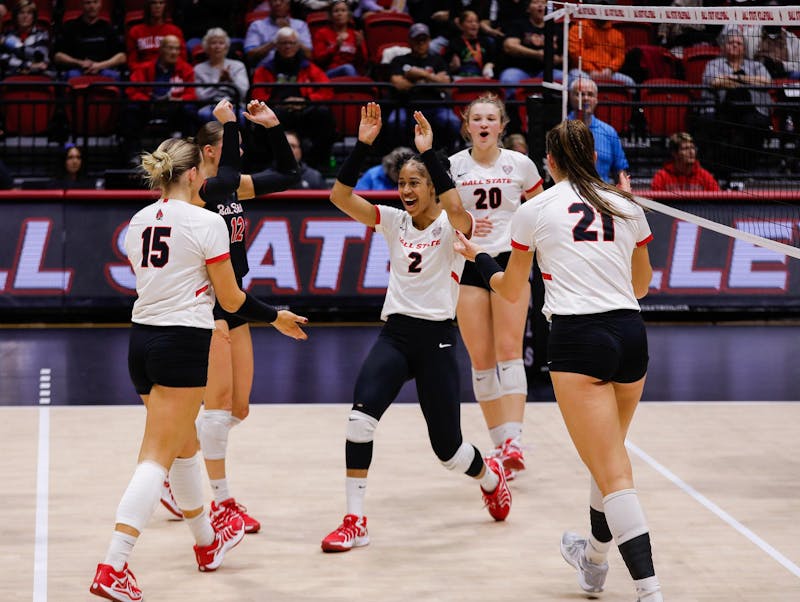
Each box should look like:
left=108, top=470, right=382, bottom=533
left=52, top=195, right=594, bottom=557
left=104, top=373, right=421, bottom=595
left=186, top=512, right=215, bottom=547
left=635, top=576, right=663, bottom=601
left=345, top=477, right=367, bottom=517
left=104, top=531, right=137, bottom=571
left=586, top=536, right=611, bottom=564
left=210, top=478, right=231, bottom=503
left=480, top=463, right=500, bottom=491
left=489, top=422, right=523, bottom=447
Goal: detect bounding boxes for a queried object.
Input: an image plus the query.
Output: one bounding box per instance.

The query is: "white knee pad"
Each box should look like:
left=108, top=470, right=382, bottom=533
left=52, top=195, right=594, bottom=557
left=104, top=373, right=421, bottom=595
left=472, top=367, right=501, bottom=402
left=345, top=410, right=378, bottom=443
left=116, top=460, right=166, bottom=532
left=440, top=441, right=476, bottom=473
left=498, top=359, right=527, bottom=396
left=197, top=409, right=232, bottom=460
left=169, top=452, right=206, bottom=512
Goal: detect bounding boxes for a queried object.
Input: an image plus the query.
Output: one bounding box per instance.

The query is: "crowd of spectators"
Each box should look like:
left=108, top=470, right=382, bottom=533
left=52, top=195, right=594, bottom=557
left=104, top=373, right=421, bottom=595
left=0, top=0, right=798, bottom=185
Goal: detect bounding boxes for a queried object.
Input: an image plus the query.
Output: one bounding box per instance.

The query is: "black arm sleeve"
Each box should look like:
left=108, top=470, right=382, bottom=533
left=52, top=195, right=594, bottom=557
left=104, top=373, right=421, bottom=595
left=336, top=140, right=370, bottom=188
left=474, top=252, right=503, bottom=291
left=234, top=292, right=279, bottom=324
left=199, top=122, right=241, bottom=202
left=420, top=149, right=455, bottom=196
left=250, top=123, right=302, bottom=196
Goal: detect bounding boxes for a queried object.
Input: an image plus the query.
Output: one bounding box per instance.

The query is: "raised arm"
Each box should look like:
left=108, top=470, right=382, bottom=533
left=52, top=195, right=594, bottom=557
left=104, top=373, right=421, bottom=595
left=199, top=99, right=242, bottom=200
left=412, top=111, right=473, bottom=236
left=238, top=100, right=301, bottom=200
left=329, top=102, right=383, bottom=227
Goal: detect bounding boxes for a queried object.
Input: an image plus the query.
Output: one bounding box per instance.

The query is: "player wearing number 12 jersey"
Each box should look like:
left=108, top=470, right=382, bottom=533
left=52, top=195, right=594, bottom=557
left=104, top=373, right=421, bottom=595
left=449, top=94, right=543, bottom=481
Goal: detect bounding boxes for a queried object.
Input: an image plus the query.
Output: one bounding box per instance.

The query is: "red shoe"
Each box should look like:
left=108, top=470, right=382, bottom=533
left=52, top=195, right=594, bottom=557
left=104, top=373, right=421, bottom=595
left=500, top=437, right=526, bottom=473
left=481, top=457, right=512, bottom=521
left=321, top=514, right=369, bottom=553
left=194, top=514, right=245, bottom=572
left=211, top=498, right=261, bottom=534
left=160, top=478, right=183, bottom=519
left=89, top=563, right=142, bottom=602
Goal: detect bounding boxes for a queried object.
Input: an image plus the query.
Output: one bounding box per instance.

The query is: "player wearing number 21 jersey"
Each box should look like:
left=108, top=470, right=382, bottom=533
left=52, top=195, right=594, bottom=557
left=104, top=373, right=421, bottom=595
left=509, top=179, right=652, bottom=320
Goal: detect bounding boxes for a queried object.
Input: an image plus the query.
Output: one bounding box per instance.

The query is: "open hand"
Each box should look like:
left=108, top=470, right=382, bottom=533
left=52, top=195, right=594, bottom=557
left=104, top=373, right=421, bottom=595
left=453, top=229, right=485, bottom=261
left=358, top=102, right=382, bottom=145
left=472, top=216, right=493, bottom=238
left=272, top=310, right=309, bottom=340
left=244, top=99, right=280, bottom=128
left=413, top=110, right=433, bottom=153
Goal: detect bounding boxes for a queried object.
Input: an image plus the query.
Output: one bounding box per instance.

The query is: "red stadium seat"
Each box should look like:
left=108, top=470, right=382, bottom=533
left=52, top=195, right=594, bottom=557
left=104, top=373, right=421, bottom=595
left=306, top=10, right=332, bottom=36
left=450, top=77, right=502, bottom=118
left=363, top=12, right=413, bottom=65
left=594, top=77, right=633, bottom=134
left=67, top=75, right=121, bottom=138
left=640, top=78, right=690, bottom=137
left=682, top=44, right=720, bottom=98
left=328, top=76, right=378, bottom=137
left=0, top=75, right=57, bottom=136
left=614, top=22, right=655, bottom=49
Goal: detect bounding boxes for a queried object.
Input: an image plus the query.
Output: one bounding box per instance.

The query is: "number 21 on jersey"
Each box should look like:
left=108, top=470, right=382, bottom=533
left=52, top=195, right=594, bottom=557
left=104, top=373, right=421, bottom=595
left=569, top=202, right=615, bottom=242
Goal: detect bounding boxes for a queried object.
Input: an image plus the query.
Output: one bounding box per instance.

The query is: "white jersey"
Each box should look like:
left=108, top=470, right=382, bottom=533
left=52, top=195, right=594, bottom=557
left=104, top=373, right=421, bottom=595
left=375, top=205, right=469, bottom=322
left=125, top=198, right=231, bottom=329
left=450, top=148, right=542, bottom=256
left=510, top=181, right=653, bottom=320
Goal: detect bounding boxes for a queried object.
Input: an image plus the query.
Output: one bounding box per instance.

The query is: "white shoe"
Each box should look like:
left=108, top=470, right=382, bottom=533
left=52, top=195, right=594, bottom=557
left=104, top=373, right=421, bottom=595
left=560, top=531, right=609, bottom=593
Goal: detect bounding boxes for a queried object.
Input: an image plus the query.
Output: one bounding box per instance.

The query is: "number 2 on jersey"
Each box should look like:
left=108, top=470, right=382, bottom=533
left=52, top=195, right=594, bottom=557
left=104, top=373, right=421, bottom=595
left=408, top=251, right=422, bottom=273
left=569, top=203, right=615, bottom=242
left=140, top=226, right=171, bottom=267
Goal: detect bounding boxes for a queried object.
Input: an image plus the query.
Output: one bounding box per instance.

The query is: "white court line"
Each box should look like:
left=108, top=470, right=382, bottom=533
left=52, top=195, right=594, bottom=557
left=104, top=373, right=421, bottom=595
left=626, top=440, right=800, bottom=579
left=33, top=368, right=51, bottom=602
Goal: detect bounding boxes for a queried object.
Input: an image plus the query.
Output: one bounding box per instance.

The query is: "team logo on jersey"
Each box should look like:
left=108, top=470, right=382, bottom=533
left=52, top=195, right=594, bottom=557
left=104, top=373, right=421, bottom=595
left=156, top=209, right=163, bottom=220
left=432, top=226, right=442, bottom=238
left=502, top=164, right=513, bottom=175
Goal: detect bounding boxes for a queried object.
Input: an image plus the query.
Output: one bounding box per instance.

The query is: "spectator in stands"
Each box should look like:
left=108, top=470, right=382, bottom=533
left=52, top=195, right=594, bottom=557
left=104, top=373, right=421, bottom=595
left=47, top=143, right=96, bottom=189
left=250, top=27, right=336, bottom=169
left=385, top=23, right=462, bottom=153
left=568, top=76, right=629, bottom=184
left=356, top=0, right=405, bottom=20
left=567, top=13, right=635, bottom=88
left=53, top=0, right=126, bottom=80
left=754, top=25, right=800, bottom=80
left=500, top=0, right=563, bottom=93
left=262, top=130, right=327, bottom=189
left=244, top=0, right=311, bottom=67
left=494, top=0, right=529, bottom=34
left=172, top=0, right=240, bottom=51
left=446, top=9, right=498, bottom=80
left=354, top=145, right=413, bottom=190
left=0, top=0, right=52, bottom=77
left=194, top=28, right=249, bottom=123
left=295, top=0, right=358, bottom=17
left=503, top=132, right=527, bottom=154
left=651, top=132, right=719, bottom=192
left=407, top=0, right=458, bottom=55
left=657, top=0, right=717, bottom=55
left=311, top=0, right=367, bottom=78
left=698, top=30, right=771, bottom=171
left=121, top=35, right=198, bottom=160
left=0, top=2, right=8, bottom=20
left=126, top=0, right=186, bottom=73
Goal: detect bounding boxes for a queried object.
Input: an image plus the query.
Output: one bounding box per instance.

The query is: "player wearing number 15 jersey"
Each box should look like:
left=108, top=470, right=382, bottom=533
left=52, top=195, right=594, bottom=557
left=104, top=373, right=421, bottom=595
left=454, top=119, right=662, bottom=602
left=449, top=95, right=543, bottom=481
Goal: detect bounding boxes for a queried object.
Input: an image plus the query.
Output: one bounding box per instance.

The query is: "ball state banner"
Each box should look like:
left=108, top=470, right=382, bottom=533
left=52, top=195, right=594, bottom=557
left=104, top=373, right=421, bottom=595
left=1, top=191, right=800, bottom=313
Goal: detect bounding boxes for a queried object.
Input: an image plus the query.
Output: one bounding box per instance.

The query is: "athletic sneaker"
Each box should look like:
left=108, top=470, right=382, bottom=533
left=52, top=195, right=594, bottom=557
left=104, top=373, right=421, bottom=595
left=560, top=531, right=609, bottom=593
left=89, top=563, right=142, bottom=602
left=210, top=498, right=261, bottom=534
left=160, top=478, right=183, bottom=519
left=500, top=437, right=526, bottom=473
left=194, top=514, right=246, bottom=572
left=481, top=457, right=512, bottom=521
left=320, top=514, right=369, bottom=552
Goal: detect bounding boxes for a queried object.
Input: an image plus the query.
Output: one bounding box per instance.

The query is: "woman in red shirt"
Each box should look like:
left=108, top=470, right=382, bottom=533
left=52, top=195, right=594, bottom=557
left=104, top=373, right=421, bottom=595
left=126, top=0, right=186, bottom=72
left=311, top=0, right=367, bottom=77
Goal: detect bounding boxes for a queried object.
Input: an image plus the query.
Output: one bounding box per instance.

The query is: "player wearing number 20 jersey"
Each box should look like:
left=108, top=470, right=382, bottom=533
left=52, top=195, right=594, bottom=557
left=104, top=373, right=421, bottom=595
left=125, top=197, right=231, bottom=329
left=449, top=147, right=542, bottom=256
left=509, top=179, right=653, bottom=320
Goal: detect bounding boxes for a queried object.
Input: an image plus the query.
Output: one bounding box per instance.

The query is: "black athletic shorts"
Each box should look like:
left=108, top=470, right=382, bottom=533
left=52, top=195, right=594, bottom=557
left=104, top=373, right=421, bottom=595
left=128, top=323, right=213, bottom=394
left=212, top=275, right=247, bottom=329
left=547, top=309, right=648, bottom=383
left=460, top=251, right=511, bottom=290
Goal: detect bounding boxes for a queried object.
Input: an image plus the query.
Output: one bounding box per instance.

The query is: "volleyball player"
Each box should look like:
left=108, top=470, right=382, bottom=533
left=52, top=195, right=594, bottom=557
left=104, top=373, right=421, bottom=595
left=449, top=94, right=543, bottom=480
left=454, top=120, right=663, bottom=602
left=90, top=137, right=307, bottom=602
left=160, top=98, right=300, bottom=532
left=320, top=103, right=511, bottom=553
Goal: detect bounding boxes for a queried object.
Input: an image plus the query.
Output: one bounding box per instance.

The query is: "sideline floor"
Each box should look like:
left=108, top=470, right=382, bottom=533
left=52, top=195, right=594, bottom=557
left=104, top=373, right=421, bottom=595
left=3, top=402, right=799, bottom=601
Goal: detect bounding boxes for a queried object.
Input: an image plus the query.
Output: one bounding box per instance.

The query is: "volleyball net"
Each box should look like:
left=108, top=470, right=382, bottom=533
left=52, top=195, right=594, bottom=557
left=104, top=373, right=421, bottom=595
left=529, top=2, right=800, bottom=264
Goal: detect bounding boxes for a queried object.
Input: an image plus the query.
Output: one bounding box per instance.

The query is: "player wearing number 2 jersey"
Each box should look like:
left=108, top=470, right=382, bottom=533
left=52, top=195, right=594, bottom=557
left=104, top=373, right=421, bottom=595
left=319, top=103, right=512, bottom=553
left=449, top=94, right=543, bottom=481
left=90, top=137, right=306, bottom=602
left=454, top=119, right=662, bottom=602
